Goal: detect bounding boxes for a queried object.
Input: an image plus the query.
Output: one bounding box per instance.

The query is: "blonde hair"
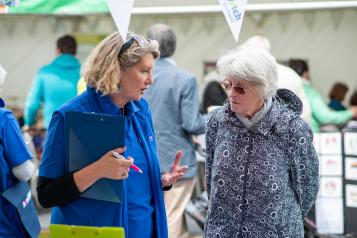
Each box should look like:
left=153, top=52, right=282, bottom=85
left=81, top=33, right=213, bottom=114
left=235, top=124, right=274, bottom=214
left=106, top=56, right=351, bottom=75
left=82, top=31, right=160, bottom=95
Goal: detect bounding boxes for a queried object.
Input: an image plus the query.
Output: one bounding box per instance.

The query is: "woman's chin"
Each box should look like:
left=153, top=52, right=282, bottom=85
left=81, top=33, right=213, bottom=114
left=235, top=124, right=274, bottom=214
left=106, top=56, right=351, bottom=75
left=134, top=95, right=143, bottom=101
left=230, top=104, right=241, bottom=113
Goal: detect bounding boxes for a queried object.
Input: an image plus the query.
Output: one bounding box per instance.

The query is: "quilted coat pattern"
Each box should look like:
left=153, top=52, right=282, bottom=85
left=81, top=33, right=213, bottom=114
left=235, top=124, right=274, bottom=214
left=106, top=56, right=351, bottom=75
left=204, top=89, right=319, bottom=238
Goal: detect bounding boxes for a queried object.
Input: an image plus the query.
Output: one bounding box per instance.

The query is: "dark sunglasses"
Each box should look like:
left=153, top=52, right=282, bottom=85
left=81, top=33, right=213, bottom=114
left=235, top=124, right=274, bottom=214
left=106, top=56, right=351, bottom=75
left=118, top=34, right=148, bottom=56
left=220, top=80, right=254, bottom=95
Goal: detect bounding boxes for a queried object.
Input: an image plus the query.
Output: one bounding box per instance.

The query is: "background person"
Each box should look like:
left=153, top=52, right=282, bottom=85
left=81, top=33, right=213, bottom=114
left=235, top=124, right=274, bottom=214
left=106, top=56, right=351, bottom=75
left=350, top=90, right=357, bottom=106
left=288, top=59, right=357, bottom=132
left=145, top=23, right=206, bottom=238
left=328, top=82, right=349, bottom=111
left=200, top=69, right=227, bottom=114
left=37, top=32, right=187, bottom=238
left=24, top=35, right=80, bottom=129
left=344, top=90, right=357, bottom=130
left=0, top=63, right=38, bottom=238
left=205, top=48, right=319, bottom=237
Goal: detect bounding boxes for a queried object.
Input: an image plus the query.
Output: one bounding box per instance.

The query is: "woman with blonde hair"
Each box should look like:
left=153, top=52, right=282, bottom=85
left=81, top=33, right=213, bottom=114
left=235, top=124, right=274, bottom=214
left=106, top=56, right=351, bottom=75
left=37, top=32, right=186, bottom=238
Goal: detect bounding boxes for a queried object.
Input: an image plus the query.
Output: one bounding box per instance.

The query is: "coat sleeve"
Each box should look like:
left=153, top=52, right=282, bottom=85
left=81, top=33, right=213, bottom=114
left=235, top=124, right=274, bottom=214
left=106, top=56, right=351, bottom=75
left=289, top=119, right=320, bottom=218
left=205, top=110, right=218, bottom=200
left=24, top=72, right=44, bottom=126
left=180, top=76, right=206, bottom=135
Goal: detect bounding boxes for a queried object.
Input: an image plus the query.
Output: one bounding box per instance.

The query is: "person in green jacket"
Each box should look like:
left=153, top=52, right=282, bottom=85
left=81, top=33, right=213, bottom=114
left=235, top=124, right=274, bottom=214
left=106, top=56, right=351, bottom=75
left=24, top=35, right=80, bottom=129
left=288, top=59, right=357, bottom=132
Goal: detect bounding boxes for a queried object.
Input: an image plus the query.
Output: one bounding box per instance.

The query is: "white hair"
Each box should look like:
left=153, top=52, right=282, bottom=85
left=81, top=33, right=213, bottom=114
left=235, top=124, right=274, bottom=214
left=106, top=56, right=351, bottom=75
left=242, top=35, right=272, bottom=52
left=0, top=64, right=6, bottom=89
left=216, top=47, right=278, bottom=99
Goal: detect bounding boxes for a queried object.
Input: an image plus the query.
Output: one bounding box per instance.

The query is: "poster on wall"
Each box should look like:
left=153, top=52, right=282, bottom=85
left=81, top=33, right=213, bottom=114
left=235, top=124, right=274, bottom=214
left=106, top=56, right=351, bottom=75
left=319, top=177, right=342, bottom=198
left=344, top=132, right=357, bottom=156
left=320, top=155, right=342, bottom=176
left=316, top=197, right=344, bottom=234
left=345, top=157, right=357, bottom=181
left=346, top=184, right=357, bottom=208
left=319, top=133, right=341, bottom=154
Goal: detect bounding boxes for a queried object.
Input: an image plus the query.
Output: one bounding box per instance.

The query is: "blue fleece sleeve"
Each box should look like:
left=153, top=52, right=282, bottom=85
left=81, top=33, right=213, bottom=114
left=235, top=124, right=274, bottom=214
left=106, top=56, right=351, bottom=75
left=2, top=111, right=33, bottom=168
left=39, top=112, right=65, bottom=179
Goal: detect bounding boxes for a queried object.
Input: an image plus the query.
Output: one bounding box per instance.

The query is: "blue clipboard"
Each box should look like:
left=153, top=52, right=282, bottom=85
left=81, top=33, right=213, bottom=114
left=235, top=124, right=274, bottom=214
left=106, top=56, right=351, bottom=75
left=2, top=181, right=41, bottom=238
left=64, top=111, right=126, bottom=203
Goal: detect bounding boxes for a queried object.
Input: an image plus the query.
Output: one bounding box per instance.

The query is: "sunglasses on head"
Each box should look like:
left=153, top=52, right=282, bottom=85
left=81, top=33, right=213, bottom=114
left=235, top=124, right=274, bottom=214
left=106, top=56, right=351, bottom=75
left=118, top=34, right=148, bottom=56
left=220, top=80, right=254, bottom=95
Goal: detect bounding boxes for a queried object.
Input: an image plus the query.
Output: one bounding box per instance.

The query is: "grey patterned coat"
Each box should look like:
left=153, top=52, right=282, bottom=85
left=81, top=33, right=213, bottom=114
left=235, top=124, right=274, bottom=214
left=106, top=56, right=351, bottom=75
left=205, top=89, right=319, bottom=238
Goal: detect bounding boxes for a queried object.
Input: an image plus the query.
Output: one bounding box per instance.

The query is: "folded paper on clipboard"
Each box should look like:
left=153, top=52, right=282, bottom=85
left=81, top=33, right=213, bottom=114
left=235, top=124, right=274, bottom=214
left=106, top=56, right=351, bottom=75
left=64, top=111, right=125, bottom=203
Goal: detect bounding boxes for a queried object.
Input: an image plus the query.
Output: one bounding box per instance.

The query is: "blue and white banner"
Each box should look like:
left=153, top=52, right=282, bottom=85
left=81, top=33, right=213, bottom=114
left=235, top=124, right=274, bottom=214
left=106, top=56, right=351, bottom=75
left=218, top=0, right=248, bottom=42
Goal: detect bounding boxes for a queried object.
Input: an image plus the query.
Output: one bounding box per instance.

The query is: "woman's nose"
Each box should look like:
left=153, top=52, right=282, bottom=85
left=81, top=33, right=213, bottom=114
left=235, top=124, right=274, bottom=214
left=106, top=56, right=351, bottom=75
left=147, top=72, right=153, bottom=84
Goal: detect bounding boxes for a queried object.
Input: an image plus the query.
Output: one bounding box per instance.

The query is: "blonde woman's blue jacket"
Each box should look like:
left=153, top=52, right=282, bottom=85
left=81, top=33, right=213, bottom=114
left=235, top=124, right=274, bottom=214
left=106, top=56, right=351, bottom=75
left=39, top=87, right=168, bottom=238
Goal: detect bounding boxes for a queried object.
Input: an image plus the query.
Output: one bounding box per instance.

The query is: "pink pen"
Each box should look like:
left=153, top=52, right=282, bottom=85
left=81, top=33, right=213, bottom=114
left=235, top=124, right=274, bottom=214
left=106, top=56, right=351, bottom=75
left=112, top=151, right=143, bottom=173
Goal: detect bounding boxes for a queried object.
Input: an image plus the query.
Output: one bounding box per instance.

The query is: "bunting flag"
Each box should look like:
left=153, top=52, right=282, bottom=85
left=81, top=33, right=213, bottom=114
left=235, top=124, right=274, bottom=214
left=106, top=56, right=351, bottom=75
left=217, top=0, right=248, bottom=42
left=107, top=0, right=134, bottom=41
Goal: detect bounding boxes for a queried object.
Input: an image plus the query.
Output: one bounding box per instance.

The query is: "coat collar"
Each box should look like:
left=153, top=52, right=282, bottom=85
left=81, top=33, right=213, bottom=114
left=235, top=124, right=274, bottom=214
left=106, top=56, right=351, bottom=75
left=223, top=95, right=294, bottom=136
left=86, top=87, right=145, bottom=119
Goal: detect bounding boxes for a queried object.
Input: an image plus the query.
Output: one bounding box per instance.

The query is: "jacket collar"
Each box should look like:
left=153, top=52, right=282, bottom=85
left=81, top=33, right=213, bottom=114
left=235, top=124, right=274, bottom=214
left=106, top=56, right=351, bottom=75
left=87, top=87, right=144, bottom=119
left=52, top=54, right=80, bottom=69
left=160, top=57, right=176, bottom=66
left=223, top=97, right=290, bottom=136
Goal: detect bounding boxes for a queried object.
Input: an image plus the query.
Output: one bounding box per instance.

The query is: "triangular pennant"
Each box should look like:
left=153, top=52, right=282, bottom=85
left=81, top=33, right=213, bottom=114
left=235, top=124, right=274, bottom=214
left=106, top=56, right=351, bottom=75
left=107, top=0, right=134, bottom=41
left=217, top=0, right=248, bottom=42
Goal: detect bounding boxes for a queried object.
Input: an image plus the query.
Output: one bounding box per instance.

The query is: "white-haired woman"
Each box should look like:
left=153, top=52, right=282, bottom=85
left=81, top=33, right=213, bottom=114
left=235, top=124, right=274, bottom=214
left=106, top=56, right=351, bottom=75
left=204, top=47, right=319, bottom=237
left=37, top=32, right=187, bottom=238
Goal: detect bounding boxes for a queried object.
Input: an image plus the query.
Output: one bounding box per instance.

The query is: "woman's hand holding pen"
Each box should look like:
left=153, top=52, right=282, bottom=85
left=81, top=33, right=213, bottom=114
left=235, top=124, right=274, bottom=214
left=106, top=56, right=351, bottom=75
left=161, top=150, right=188, bottom=187
left=95, top=147, right=133, bottom=180
left=74, top=147, right=133, bottom=193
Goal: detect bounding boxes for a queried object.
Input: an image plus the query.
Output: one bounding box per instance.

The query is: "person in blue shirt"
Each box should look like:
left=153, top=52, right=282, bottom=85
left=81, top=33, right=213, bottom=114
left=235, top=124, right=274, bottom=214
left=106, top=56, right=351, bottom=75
left=37, top=32, right=187, bottom=238
left=24, top=35, right=81, bottom=129
left=0, top=64, right=38, bottom=238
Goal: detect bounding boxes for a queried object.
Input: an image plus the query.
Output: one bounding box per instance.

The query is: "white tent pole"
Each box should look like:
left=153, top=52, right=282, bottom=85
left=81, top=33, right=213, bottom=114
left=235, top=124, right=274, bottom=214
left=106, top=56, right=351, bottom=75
left=132, top=1, right=357, bottom=15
